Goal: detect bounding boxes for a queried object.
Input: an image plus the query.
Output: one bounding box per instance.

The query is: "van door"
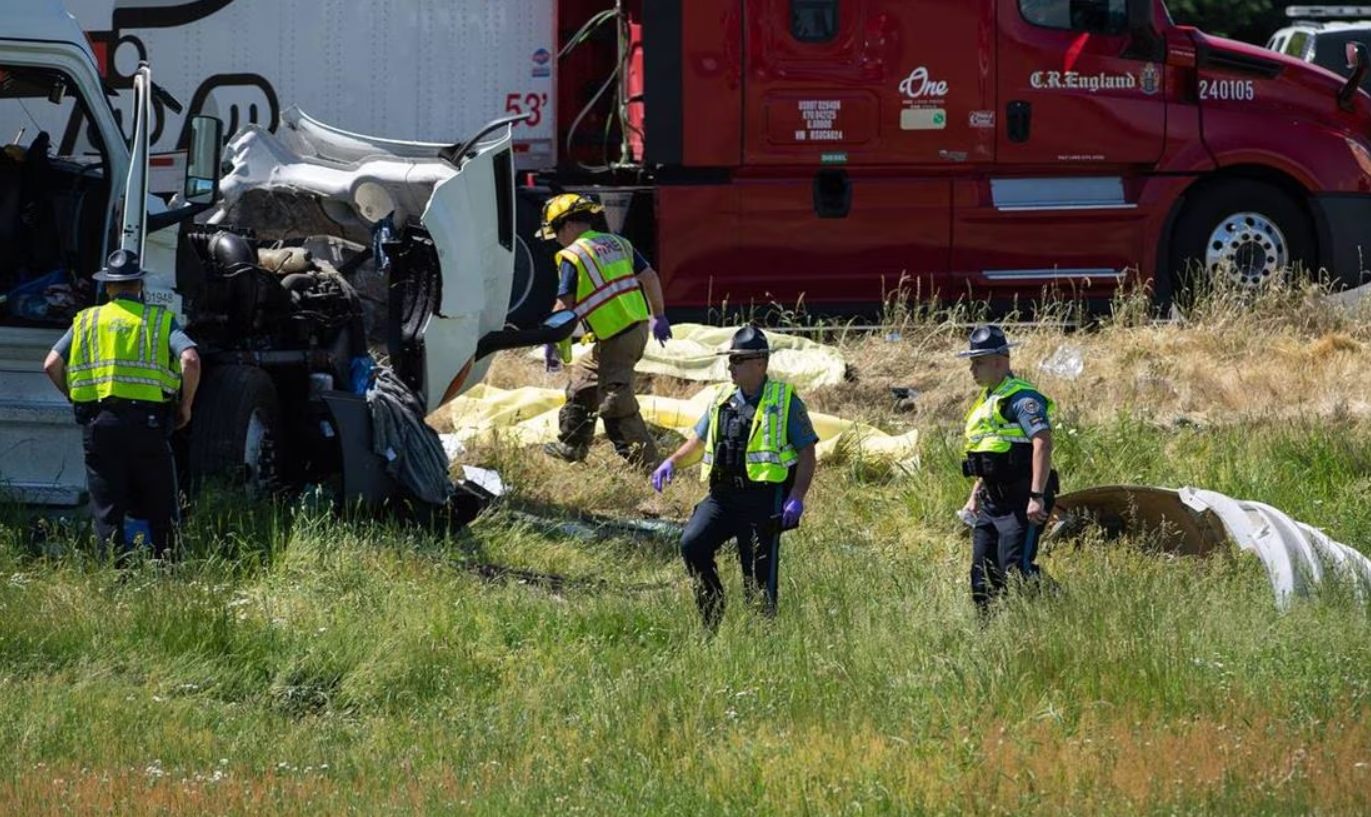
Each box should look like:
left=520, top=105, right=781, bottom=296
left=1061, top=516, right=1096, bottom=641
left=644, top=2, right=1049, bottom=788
left=996, top=0, right=1166, bottom=165
left=402, top=127, right=516, bottom=414
left=0, top=50, right=123, bottom=505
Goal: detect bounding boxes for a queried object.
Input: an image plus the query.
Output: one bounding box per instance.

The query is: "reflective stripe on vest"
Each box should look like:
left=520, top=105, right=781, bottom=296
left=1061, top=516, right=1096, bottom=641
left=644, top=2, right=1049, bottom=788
left=68, top=301, right=180, bottom=403
left=963, top=376, right=1054, bottom=454
left=559, top=231, right=650, bottom=339
left=701, top=380, right=798, bottom=484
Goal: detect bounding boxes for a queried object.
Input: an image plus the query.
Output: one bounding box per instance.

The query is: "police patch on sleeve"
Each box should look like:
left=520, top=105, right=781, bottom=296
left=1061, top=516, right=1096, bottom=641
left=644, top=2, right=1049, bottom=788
left=795, top=408, right=815, bottom=441
left=1013, top=393, right=1051, bottom=436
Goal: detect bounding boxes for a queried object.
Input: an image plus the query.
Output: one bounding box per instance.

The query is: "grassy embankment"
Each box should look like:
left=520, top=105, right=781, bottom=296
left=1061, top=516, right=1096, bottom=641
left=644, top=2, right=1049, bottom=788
left=1, top=283, right=1370, bottom=814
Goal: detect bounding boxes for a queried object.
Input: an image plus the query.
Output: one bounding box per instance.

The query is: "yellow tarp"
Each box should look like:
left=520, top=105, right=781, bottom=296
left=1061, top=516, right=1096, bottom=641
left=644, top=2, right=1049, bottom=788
left=432, top=383, right=919, bottom=474
left=538, top=323, right=849, bottom=390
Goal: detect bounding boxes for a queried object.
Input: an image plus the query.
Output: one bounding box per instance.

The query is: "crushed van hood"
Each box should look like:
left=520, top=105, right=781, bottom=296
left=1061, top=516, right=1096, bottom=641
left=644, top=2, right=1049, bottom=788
left=211, top=108, right=516, bottom=412
left=212, top=106, right=460, bottom=245
left=1051, top=485, right=1371, bottom=606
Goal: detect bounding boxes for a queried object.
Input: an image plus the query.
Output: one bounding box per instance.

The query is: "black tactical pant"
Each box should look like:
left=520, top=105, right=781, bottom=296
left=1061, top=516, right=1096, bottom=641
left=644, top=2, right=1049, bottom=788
left=970, top=473, right=1056, bottom=611
left=80, top=400, right=179, bottom=559
left=679, top=478, right=786, bottom=628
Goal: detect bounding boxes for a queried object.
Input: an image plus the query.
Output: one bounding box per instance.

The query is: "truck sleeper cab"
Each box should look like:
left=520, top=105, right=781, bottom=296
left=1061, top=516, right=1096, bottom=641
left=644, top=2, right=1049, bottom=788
left=549, top=0, right=1371, bottom=316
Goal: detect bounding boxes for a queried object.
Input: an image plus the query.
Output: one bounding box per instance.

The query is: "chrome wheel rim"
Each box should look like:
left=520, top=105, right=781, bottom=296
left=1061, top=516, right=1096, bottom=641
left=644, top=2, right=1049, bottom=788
left=1203, top=211, right=1289, bottom=287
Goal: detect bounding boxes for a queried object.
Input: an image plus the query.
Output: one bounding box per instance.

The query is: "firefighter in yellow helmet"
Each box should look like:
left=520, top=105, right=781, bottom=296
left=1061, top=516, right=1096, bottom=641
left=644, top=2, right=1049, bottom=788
left=42, top=250, right=201, bottom=560
left=537, top=193, right=671, bottom=469
left=958, top=325, right=1059, bottom=612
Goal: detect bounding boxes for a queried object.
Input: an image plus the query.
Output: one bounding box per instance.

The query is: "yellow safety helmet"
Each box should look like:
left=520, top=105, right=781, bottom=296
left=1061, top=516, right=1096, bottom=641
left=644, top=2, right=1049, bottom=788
left=537, top=193, right=603, bottom=239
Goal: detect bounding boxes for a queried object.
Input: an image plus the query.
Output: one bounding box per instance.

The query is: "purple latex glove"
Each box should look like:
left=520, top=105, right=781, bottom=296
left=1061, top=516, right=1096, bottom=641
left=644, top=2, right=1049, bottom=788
left=781, top=497, right=804, bottom=530
left=544, top=343, right=561, bottom=372
left=651, top=459, right=675, bottom=492
left=650, top=315, right=673, bottom=346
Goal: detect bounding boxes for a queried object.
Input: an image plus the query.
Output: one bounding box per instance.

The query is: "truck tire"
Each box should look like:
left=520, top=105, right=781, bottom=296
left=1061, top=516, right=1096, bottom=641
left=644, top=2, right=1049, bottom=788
left=506, top=191, right=559, bottom=329
left=1168, top=180, right=1315, bottom=305
left=187, top=365, right=280, bottom=495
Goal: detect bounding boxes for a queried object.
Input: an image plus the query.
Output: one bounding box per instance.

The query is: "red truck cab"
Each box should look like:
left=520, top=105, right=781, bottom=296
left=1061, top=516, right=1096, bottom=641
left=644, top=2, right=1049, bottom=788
left=546, top=0, right=1371, bottom=318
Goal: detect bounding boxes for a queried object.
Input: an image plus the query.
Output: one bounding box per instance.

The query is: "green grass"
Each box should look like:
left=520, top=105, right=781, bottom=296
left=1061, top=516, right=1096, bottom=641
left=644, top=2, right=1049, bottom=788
left=5, top=274, right=1371, bottom=814
left=1, top=407, right=1369, bottom=815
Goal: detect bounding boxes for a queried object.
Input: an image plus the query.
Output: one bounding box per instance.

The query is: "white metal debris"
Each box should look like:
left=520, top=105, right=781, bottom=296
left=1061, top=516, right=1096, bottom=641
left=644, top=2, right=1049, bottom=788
left=210, top=106, right=457, bottom=242
left=1051, top=484, right=1371, bottom=606
left=1178, top=487, right=1371, bottom=606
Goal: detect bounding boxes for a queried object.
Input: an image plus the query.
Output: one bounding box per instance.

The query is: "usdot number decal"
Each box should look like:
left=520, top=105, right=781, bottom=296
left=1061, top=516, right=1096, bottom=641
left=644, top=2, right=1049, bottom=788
left=1200, top=79, right=1256, bottom=101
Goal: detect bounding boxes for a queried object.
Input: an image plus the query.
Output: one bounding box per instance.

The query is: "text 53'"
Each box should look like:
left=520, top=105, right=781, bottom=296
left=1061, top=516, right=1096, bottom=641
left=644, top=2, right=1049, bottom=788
left=505, top=93, right=549, bottom=127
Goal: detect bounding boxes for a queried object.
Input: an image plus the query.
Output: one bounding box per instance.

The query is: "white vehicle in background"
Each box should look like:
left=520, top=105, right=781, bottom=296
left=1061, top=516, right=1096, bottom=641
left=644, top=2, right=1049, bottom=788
left=0, top=0, right=571, bottom=513
left=1266, top=6, right=1371, bottom=95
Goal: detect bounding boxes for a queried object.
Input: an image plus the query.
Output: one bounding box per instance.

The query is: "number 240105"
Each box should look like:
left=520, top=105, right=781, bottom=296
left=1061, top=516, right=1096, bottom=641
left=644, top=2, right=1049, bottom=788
left=1200, top=79, right=1256, bottom=101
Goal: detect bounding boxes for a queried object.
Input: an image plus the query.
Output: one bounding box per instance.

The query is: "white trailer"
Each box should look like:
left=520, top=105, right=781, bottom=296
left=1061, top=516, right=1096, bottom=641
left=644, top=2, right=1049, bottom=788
left=57, top=0, right=558, bottom=168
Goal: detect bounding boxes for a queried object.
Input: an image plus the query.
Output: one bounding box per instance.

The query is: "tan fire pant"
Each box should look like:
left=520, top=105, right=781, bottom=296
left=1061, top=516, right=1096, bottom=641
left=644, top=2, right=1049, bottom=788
left=557, top=320, right=659, bottom=468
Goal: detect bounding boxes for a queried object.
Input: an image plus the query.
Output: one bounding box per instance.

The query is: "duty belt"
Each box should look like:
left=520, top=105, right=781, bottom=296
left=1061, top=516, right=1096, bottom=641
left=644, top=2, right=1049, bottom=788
left=712, top=474, right=760, bottom=491
left=95, top=397, right=169, bottom=410
left=962, top=448, right=1031, bottom=481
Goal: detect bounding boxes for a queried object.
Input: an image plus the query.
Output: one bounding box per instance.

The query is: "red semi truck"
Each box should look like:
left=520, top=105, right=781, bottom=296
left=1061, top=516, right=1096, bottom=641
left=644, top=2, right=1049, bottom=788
left=60, top=0, right=1371, bottom=320
left=592, top=0, right=1371, bottom=317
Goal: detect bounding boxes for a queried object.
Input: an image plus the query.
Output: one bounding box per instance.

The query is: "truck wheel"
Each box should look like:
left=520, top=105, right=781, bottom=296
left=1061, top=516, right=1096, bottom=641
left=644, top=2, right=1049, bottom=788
left=188, top=365, right=280, bottom=495
left=506, top=191, right=559, bottom=329
left=1168, top=180, right=1315, bottom=304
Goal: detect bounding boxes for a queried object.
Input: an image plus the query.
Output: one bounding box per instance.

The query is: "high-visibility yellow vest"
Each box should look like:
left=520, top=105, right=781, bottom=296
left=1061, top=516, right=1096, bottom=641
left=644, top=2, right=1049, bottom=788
left=964, top=376, right=1054, bottom=454
left=701, top=380, right=798, bottom=484
left=557, top=230, right=650, bottom=340
left=68, top=300, right=181, bottom=404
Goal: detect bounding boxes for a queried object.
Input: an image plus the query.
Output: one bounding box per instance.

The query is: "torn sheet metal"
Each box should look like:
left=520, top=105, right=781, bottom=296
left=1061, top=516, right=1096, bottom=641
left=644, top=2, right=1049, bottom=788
left=1052, top=485, right=1371, bottom=606
left=211, top=106, right=457, bottom=244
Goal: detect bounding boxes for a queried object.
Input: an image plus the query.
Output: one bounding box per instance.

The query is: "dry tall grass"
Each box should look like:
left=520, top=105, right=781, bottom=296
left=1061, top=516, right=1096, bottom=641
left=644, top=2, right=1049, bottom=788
left=487, top=282, right=1371, bottom=441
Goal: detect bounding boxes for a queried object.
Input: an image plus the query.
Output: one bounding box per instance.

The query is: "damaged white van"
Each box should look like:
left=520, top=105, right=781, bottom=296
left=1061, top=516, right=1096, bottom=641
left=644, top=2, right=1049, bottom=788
left=0, top=0, right=570, bottom=513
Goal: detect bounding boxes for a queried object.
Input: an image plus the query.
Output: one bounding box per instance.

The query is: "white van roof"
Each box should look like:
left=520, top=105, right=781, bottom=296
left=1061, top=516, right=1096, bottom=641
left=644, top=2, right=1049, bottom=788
left=1, top=0, right=93, bottom=52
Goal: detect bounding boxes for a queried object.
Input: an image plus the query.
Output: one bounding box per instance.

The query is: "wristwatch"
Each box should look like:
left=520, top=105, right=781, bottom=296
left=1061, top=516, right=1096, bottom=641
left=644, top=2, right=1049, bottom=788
left=1028, top=491, right=1045, bottom=499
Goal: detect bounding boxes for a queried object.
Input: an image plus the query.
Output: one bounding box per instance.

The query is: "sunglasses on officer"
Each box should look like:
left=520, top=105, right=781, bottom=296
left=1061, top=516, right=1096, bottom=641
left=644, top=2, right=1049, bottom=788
left=728, top=354, right=766, bottom=367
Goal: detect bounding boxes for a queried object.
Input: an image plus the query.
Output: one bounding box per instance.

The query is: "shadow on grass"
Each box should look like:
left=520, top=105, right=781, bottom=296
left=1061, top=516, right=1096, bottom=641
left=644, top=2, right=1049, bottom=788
left=460, top=560, right=672, bottom=596
left=498, top=495, right=683, bottom=556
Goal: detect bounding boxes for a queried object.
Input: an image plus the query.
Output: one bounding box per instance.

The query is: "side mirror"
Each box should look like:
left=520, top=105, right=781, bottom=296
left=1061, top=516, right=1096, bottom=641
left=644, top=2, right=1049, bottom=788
left=147, top=115, right=224, bottom=233
left=471, top=307, right=579, bottom=360
left=184, top=115, right=223, bottom=205
left=1340, top=42, right=1369, bottom=112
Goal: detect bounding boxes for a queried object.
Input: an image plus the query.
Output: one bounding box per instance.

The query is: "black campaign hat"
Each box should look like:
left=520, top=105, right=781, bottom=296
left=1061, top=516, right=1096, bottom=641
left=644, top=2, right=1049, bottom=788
left=92, top=249, right=147, bottom=282
left=956, top=324, right=1019, bottom=358
left=717, top=325, right=770, bottom=357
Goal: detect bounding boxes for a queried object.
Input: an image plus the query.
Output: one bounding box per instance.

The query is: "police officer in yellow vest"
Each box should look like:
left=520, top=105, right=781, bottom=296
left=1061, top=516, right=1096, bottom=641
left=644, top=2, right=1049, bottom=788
left=538, top=193, right=671, bottom=469
left=652, top=327, right=819, bottom=628
left=958, top=325, right=1058, bottom=611
left=42, top=250, right=201, bottom=559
